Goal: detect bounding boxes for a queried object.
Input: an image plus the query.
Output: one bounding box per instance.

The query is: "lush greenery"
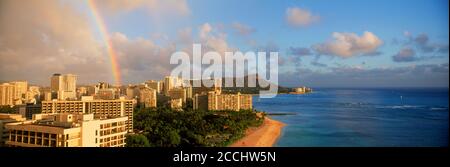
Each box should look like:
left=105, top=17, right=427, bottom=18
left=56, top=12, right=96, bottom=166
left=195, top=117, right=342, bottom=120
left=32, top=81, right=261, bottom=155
left=125, top=134, right=150, bottom=147
left=0, top=105, right=16, bottom=114
left=128, top=107, right=264, bottom=147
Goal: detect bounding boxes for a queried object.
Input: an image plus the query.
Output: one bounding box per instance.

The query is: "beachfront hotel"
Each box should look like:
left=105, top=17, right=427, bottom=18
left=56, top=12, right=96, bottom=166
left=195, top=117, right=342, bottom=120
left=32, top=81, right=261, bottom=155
left=40, top=96, right=134, bottom=132
left=193, top=91, right=252, bottom=111
left=4, top=113, right=127, bottom=147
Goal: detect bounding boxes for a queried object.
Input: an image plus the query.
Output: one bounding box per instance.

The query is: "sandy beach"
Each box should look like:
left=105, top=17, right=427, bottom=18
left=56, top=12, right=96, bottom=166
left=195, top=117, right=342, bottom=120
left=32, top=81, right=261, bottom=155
left=230, top=117, right=286, bottom=147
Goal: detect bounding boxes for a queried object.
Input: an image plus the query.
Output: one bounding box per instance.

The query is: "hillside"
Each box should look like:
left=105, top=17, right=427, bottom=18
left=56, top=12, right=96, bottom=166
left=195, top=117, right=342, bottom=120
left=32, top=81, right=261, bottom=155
left=220, top=74, right=292, bottom=94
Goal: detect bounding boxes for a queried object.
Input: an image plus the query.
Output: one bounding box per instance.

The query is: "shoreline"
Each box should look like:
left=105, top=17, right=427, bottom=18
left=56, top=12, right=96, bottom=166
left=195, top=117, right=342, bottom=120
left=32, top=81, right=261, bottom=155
left=229, top=117, right=286, bottom=147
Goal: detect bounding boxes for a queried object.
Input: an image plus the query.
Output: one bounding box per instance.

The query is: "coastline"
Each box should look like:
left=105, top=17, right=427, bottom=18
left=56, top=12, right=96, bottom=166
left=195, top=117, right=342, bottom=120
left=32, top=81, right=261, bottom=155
left=229, top=117, right=286, bottom=147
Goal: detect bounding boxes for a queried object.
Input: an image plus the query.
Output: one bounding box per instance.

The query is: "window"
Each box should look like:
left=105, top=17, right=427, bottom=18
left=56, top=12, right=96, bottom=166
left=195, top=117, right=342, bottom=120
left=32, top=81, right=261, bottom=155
left=95, top=138, right=97, bottom=144
left=96, top=130, right=98, bottom=136
left=10, top=135, right=16, bottom=142
left=51, top=140, right=56, bottom=147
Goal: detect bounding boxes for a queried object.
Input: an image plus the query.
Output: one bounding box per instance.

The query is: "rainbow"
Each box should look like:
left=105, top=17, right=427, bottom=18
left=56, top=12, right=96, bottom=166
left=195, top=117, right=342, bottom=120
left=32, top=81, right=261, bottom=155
left=87, top=0, right=122, bottom=86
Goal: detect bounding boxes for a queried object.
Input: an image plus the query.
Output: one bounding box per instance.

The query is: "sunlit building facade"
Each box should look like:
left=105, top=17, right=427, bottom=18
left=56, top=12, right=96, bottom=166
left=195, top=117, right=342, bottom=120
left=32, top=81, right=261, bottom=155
left=40, top=96, right=133, bottom=132
left=5, top=113, right=127, bottom=147
left=193, top=91, right=252, bottom=111
left=0, top=83, right=14, bottom=106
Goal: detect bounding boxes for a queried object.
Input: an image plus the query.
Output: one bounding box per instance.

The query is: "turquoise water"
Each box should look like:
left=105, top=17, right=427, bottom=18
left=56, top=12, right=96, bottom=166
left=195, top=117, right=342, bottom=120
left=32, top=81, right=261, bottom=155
left=253, top=88, right=449, bottom=147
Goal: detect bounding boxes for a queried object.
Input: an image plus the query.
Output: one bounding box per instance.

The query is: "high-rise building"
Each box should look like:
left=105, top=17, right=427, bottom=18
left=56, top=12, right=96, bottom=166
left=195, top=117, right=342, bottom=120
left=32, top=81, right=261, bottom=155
left=168, top=88, right=187, bottom=104
left=239, top=94, right=253, bottom=110
left=159, top=80, right=164, bottom=94
left=139, top=87, right=157, bottom=108
left=191, top=79, right=222, bottom=96
left=193, top=94, right=208, bottom=111
left=9, top=81, right=27, bottom=101
left=164, top=76, right=174, bottom=96
left=146, top=80, right=162, bottom=94
left=41, top=96, right=133, bottom=132
left=76, top=87, right=88, bottom=99
left=0, top=83, right=14, bottom=106
left=50, top=74, right=77, bottom=100
left=4, top=113, right=127, bottom=147
left=42, top=91, right=57, bottom=101
left=51, top=74, right=62, bottom=91
left=126, top=85, right=139, bottom=100
left=193, top=91, right=252, bottom=111
left=185, top=86, right=193, bottom=99
left=95, top=89, right=116, bottom=100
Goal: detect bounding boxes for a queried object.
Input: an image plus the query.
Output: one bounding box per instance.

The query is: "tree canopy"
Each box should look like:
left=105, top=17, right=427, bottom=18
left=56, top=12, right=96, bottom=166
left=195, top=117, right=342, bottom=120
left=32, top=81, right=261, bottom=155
left=127, top=106, right=264, bottom=147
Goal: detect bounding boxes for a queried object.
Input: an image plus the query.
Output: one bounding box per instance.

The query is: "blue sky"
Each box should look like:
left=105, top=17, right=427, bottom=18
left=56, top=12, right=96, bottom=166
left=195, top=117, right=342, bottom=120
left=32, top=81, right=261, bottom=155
left=100, top=0, right=449, bottom=87
left=0, top=0, right=448, bottom=87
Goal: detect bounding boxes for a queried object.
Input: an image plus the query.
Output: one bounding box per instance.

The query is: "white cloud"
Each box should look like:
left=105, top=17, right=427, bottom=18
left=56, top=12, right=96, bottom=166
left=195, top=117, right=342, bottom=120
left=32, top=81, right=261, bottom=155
left=0, top=0, right=109, bottom=84
left=177, top=27, right=193, bottom=44
left=110, top=32, right=176, bottom=81
left=198, top=23, right=235, bottom=55
left=313, top=31, right=383, bottom=57
left=0, top=0, right=183, bottom=85
left=93, top=0, right=190, bottom=16
left=285, top=7, right=319, bottom=27
left=392, top=47, right=416, bottom=62
left=231, top=22, right=255, bottom=35
left=392, top=32, right=449, bottom=63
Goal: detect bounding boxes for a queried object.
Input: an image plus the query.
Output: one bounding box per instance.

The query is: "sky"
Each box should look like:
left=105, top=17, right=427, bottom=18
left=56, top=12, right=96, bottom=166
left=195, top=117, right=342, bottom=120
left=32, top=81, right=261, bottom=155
left=0, top=0, right=448, bottom=88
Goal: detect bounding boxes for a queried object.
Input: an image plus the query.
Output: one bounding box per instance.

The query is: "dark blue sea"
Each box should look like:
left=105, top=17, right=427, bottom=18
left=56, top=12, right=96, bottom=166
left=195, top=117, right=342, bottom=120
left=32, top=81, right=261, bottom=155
left=253, top=88, right=449, bottom=147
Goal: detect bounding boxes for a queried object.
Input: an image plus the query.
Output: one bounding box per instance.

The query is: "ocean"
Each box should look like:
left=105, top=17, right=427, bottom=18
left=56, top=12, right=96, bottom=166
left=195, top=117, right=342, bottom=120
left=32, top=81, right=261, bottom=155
left=253, top=88, right=449, bottom=147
